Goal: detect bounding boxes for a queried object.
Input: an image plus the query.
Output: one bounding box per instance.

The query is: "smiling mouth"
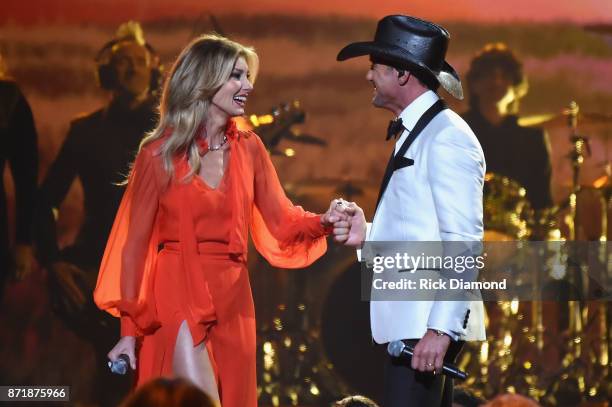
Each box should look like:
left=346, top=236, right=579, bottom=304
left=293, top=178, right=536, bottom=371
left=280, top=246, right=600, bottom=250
left=233, top=95, right=247, bottom=107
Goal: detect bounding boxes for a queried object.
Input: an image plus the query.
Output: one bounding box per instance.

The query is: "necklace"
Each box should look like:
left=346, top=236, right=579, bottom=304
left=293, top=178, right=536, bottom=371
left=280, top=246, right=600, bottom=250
left=208, top=135, right=228, bottom=151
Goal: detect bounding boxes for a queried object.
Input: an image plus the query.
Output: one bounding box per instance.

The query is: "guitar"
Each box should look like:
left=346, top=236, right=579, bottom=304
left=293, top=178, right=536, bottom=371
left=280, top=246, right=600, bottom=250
left=244, top=100, right=327, bottom=155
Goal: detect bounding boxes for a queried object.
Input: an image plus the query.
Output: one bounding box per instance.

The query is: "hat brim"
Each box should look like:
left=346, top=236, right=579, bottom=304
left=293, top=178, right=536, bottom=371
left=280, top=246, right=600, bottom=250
left=337, top=41, right=463, bottom=99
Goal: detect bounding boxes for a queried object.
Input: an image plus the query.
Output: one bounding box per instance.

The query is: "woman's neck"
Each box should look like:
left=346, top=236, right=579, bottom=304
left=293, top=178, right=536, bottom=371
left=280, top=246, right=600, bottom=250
left=203, top=112, right=228, bottom=146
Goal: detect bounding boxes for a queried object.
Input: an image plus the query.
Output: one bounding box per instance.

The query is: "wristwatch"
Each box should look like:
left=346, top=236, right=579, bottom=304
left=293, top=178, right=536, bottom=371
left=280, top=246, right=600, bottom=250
left=429, top=328, right=449, bottom=338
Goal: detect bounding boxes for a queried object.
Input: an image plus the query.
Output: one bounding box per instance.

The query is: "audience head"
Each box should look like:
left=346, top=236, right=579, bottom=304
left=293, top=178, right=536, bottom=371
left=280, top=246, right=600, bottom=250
left=119, top=377, right=218, bottom=407
left=334, top=394, right=380, bottom=407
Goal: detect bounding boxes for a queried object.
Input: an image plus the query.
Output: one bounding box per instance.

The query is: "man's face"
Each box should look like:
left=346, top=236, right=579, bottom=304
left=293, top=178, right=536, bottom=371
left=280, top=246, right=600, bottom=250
left=365, top=61, right=401, bottom=110
left=471, top=67, right=515, bottom=108
left=109, top=41, right=151, bottom=96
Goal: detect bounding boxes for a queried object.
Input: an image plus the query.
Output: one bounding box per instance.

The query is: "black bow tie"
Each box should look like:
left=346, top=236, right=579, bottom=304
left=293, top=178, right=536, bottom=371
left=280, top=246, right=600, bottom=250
left=386, top=117, right=404, bottom=141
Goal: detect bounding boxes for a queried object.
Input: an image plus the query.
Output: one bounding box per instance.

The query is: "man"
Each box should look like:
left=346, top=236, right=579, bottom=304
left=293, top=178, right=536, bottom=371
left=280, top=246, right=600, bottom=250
left=35, top=22, right=159, bottom=407
left=462, top=43, right=553, bottom=212
left=332, top=15, right=486, bottom=406
left=0, top=53, right=38, bottom=300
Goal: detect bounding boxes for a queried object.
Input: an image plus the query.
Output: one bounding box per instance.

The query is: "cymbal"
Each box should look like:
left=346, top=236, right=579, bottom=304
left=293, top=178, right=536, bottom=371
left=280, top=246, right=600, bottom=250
left=518, top=111, right=612, bottom=128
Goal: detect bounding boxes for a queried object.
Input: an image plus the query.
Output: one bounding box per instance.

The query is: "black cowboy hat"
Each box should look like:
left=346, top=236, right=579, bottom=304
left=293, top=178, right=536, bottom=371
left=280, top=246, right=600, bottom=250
left=337, top=15, right=464, bottom=99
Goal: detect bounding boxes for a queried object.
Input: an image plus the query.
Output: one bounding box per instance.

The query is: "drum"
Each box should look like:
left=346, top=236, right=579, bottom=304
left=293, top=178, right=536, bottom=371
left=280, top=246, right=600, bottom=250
left=483, top=173, right=531, bottom=241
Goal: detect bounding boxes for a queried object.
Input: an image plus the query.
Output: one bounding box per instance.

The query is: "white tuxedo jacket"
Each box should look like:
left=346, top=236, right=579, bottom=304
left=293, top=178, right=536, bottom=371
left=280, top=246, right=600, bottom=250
left=367, top=91, right=487, bottom=343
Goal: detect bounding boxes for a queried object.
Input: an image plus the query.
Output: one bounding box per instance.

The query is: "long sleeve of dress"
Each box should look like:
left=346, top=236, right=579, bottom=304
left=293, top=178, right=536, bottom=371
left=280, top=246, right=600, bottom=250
left=94, top=147, right=160, bottom=337
left=249, top=135, right=328, bottom=268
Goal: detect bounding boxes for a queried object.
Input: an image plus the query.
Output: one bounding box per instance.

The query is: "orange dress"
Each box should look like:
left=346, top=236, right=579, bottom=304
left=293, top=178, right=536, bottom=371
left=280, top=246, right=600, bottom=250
left=93, top=120, right=328, bottom=406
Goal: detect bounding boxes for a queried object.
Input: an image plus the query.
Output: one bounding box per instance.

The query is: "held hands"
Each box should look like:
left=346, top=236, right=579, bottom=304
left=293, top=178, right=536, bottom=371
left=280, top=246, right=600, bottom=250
left=321, top=198, right=367, bottom=247
left=108, top=336, right=137, bottom=370
left=411, top=329, right=451, bottom=374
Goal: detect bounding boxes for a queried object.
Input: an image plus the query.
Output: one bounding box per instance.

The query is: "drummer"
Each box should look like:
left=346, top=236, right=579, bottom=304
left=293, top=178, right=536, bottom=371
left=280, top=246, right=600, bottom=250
left=462, top=43, right=553, bottom=212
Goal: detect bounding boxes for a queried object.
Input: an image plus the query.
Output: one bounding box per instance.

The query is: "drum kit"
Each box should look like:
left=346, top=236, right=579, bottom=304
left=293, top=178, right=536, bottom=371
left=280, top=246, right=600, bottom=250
left=249, top=100, right=611, bottom=405
left=457, top=102, right=611, bottom=405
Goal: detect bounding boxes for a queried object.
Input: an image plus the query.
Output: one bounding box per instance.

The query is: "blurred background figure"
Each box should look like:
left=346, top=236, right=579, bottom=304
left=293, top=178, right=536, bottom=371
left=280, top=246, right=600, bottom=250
left=0, top=50, right=38, bottom=301
left=334, top=394, right=380, bottom=407
left=34, top=21, right=161, bottom=407
left=462, top=43, right=553, bottom=213
left=118, top=377, right=218, bottom=407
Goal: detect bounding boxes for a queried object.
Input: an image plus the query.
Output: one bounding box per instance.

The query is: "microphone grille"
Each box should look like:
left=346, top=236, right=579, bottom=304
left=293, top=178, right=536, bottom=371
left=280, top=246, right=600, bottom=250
left=387, top=340, right=405, bottom=357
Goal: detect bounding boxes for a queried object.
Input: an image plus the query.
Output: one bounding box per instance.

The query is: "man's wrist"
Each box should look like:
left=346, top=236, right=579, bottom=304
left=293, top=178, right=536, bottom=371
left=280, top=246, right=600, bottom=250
left=428, top=328, right=452, bottom=339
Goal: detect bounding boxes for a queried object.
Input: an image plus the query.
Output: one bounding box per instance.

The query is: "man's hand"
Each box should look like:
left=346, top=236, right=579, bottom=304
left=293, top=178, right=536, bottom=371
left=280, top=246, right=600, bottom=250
left=51, top=261, right=87, bottom=308
left=14, top=244, right=36, bottom=280
left=411, top=329, right=451, bottom=374
left=332, top=201, right=367, bottom=247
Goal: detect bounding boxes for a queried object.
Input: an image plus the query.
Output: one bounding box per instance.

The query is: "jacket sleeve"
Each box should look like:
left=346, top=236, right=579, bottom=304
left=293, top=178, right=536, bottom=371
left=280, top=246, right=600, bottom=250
left=249, top=134, right=328, bottom=268
left=7, top=86, right=38, bottom=245
left=93, top=147, right=160, bottom=337
left=426, top=127, right=485, bottom=340
left=35, top=124, right=80, bottom=265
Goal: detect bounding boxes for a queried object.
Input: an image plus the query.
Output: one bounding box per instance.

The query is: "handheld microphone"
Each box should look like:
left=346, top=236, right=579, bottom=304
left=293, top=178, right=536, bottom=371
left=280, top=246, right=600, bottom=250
left=387, top=340, right=468, bottom=381
left=108, top=354, right=130, bottom=375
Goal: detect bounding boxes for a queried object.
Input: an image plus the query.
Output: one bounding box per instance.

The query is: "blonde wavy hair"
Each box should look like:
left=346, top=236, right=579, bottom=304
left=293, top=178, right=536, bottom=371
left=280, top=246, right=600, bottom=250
left=141, top=34, right=258, bottom=181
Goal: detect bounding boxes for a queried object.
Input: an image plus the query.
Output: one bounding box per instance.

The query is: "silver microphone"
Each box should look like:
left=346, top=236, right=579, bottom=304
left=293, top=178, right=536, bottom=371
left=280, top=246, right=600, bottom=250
left=108, top=354, right=130, bottom=375
left=387, top=340, right=468, bottom=380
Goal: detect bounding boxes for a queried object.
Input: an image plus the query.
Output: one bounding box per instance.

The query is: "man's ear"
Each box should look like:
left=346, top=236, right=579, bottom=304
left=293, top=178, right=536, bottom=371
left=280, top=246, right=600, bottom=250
left=397, top=70, right=410, bottom=86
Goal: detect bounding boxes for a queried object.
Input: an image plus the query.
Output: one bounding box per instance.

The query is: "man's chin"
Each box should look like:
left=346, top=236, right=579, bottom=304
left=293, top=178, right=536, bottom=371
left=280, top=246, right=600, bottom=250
left=372, top=98, right=385, bottom=108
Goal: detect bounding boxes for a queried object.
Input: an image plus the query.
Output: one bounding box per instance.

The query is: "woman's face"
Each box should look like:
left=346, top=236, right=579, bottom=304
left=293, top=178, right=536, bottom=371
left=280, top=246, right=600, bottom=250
left=210, top=56, right=253, bottom=118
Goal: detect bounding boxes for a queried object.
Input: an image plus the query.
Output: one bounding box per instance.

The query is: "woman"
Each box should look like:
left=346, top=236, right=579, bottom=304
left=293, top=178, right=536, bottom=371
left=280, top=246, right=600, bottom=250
left=94, top=34, right=339, bottom=406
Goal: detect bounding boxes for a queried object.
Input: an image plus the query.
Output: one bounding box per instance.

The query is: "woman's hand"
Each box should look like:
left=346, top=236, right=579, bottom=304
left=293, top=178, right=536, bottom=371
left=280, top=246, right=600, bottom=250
left=108, top=336, right=137, bottom=370
left=321, top=198, right=349, bottom=227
